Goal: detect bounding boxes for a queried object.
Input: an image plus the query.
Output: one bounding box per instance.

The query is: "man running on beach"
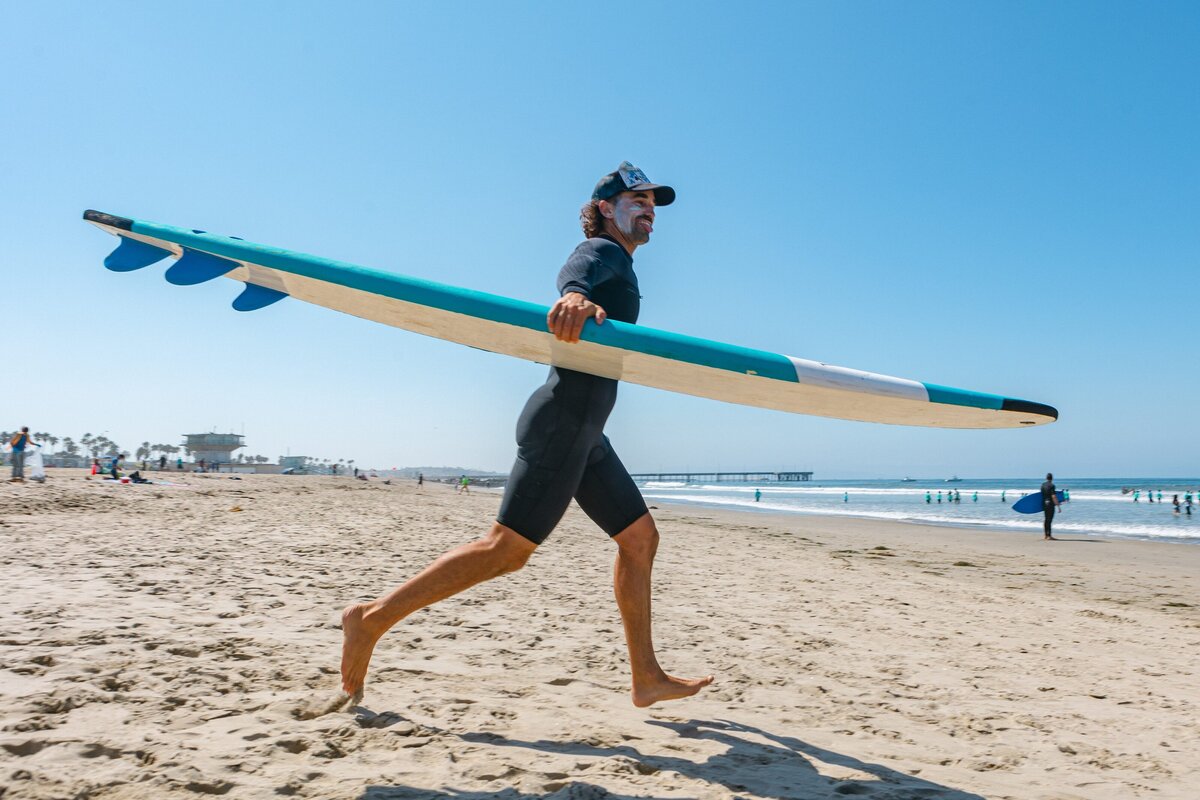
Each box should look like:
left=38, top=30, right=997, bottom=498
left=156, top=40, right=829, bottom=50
left=341, top=162, right=713, bottom=707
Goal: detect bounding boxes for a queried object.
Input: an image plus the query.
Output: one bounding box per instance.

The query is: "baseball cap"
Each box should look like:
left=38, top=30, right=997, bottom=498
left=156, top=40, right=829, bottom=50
left=591, top=161, right=675, bottom=206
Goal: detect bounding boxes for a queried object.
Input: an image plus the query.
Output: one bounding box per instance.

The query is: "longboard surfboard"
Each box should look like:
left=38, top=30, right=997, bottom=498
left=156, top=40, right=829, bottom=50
left=83, top=210, right=1058, bottom=429
left=1012, top=490, right=1067, bottom=514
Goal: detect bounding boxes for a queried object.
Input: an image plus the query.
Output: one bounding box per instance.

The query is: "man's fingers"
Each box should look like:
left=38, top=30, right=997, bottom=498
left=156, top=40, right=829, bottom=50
left=547, top=298, right=604, bottom=342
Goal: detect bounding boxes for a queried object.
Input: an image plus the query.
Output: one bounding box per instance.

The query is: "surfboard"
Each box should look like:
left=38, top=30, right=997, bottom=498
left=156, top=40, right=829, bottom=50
left=1012, top=490, right=1066, bottom=514
left=82, top=210, right=1058, bottom=429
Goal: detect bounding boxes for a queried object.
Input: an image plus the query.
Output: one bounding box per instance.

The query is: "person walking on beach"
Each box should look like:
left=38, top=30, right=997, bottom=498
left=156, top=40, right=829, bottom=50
left=1041, top=472, right=1062, bottom=540
left=8, top=427, right=36, bottom=482
left=340, top=163, right=711, bottom=708
left=417, top=472, right=424, bottom=489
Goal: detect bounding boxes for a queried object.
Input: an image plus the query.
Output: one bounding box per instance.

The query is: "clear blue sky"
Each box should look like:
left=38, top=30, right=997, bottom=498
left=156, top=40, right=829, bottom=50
left=4, top=2, right=1197, bottom=477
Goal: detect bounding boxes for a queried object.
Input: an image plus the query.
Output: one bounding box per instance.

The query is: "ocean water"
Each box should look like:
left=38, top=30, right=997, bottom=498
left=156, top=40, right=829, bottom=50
left=637, top=477, right=1200, bottom=544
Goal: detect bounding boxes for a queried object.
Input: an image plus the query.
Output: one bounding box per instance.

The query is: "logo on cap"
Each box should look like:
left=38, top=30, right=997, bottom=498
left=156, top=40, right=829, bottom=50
left=619, top=162, right=650, bottom=189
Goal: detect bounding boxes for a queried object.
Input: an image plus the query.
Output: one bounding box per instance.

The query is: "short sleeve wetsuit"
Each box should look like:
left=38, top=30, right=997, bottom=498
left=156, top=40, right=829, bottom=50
left=496, top=235, right=649, bottom=544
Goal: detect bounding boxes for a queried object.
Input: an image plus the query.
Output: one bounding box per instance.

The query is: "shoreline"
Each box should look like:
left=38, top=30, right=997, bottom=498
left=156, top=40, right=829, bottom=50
left=651, top=498, right=1200, bottom=577
left=647, top=494, right=1200, bottom=546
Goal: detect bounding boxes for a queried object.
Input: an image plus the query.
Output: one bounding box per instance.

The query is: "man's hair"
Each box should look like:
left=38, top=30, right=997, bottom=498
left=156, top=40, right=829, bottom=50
left=580, top=199, right=607, bottom=239
left=1046, top=472, right=1053, bottom=480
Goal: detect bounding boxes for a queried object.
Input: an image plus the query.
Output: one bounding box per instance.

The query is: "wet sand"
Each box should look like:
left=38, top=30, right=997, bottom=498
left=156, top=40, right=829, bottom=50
left=2, top=472, right=1197, bottom=799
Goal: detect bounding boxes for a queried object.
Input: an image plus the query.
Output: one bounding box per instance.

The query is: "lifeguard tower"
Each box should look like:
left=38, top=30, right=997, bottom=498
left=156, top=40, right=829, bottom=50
left=183, top=433, right=245, bottom=466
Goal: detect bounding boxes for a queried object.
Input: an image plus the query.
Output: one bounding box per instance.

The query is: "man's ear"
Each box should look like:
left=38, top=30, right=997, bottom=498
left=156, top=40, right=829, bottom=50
left=598, top=199, right=615, bottom=219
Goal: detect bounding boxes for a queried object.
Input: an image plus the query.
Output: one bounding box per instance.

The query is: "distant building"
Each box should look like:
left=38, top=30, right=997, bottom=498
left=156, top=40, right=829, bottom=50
left=183, top=433, right=244, bottom=466
left=279, top=455, right=310, bottom=473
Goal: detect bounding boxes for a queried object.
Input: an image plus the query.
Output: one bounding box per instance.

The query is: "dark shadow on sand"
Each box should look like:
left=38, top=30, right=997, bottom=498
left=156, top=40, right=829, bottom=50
left=359, top=716, right=985, bottom=799
left=361, top=784, right=670, bottom=799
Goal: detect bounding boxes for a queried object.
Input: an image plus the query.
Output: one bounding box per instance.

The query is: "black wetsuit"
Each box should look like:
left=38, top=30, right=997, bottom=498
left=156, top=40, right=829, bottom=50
left=496, top=235, right=649, bottom=545
left=1041, top=480, right=1057, bottom=537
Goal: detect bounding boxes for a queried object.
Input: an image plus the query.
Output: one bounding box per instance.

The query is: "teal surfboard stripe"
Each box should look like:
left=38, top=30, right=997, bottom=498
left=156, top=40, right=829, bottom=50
left=922, top=383, right=1005, bottom=410
left=122, top=218, right=801, bottom=382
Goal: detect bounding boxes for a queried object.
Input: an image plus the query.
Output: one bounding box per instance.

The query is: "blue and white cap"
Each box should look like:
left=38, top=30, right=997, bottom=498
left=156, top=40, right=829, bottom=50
left=591, top=161, right=675, bottom=206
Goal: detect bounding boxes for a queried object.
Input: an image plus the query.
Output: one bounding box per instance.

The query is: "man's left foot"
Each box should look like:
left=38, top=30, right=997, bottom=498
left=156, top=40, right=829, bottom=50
left=631, top=673, right=714, bottom=707
left=340, top=603, right=383, bottom=696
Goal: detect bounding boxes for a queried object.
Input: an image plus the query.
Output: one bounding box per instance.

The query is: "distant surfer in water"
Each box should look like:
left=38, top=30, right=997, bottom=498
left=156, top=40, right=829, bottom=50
left=340, top=163, right=712, bottom=707
left=1041, top=472, right=1062, bottom=540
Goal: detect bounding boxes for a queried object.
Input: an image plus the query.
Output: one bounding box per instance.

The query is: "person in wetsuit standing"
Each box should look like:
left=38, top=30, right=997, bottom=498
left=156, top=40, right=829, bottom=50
left=339, top=162, right=713, bottom=708
left=1041, top=472, right=1062, bottom=540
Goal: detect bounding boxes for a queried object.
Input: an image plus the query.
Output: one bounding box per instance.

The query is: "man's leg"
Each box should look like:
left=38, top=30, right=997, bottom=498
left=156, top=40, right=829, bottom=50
left=340, top=523, right=537, bottom=695
left=612, top=513, right=713, bottom=707
left=12, top=451, right=24, bottom=480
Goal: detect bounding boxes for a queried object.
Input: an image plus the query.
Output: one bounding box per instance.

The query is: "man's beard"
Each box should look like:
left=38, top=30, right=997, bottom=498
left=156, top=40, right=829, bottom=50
left=618, top=215, right=652, bottom=245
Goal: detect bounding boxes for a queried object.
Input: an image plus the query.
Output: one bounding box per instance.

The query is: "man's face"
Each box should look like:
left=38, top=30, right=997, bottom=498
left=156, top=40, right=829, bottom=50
left=606, top=191, right=656, bottom=245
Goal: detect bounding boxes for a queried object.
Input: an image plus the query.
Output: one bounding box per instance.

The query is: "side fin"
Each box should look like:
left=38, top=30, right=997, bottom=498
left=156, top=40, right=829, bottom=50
left=104, top=236, right=173, bottom=272
left=165, top=249, right=239, bottom=286
left=233, top=283, right=289, bottom=312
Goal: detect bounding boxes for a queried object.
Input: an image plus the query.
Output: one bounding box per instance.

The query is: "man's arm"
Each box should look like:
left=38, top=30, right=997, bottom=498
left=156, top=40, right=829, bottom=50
left=547, top=292, right=607, bottom=343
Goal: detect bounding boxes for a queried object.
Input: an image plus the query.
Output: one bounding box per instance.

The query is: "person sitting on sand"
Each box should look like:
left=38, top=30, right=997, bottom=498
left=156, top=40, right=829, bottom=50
left=340, top=163, right=712, bottom=708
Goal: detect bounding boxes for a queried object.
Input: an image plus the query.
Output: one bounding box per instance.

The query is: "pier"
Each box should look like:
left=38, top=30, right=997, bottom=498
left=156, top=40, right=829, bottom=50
left=629, top=471, right=813, bottom=483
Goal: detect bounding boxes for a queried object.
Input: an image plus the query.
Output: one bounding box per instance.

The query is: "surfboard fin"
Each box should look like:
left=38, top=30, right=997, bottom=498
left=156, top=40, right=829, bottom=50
left=165, top=249, right=239, bottom=286
left=104, top=236, right=173, bottom=272
left=233, top=282, right=289, bottom=312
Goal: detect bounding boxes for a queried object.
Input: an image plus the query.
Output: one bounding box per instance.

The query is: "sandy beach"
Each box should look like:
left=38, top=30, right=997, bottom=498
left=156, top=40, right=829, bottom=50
left=2, top=471, right=1197, bottom=799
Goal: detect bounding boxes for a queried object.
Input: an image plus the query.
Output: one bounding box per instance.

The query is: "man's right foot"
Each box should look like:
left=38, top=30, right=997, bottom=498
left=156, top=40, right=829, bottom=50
left=631, top=673, right=714, bottom=707
left=340, top=603, right=382, bottom=696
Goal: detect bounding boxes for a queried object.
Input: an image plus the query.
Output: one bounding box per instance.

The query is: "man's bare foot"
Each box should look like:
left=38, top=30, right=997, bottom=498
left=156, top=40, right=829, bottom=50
left=631, top=673, right=714, bottom=707
left=340, top=603, right=383, bottom=695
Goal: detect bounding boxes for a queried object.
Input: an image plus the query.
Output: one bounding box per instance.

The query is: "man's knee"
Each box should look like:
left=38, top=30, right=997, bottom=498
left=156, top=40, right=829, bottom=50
left=614, top=513, right=659, bottom=560
left=484, top=524, right=537, bottom=575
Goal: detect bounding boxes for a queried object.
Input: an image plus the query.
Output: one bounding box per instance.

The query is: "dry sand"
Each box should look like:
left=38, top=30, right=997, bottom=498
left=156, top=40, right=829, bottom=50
left=1, top=471, right=1197, bottom=799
